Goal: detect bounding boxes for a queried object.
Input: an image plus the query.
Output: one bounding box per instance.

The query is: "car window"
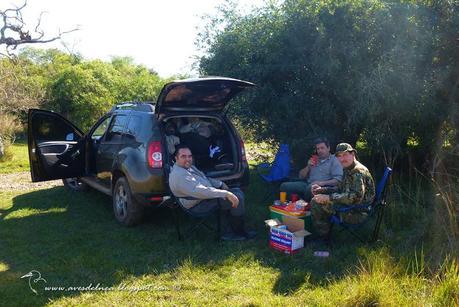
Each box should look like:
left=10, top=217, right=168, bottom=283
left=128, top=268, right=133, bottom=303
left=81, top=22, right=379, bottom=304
left=90, top=117, right=111, bottom=141
left=125, top=115, right=142, bottom=139
left=105, top=115, right=128, bottom=143
left=33, top=113, right=81, bottom=143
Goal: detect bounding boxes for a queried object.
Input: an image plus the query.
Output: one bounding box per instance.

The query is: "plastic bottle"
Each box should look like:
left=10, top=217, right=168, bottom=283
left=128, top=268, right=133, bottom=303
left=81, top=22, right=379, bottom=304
left=313, top=251, right=330, bottom=257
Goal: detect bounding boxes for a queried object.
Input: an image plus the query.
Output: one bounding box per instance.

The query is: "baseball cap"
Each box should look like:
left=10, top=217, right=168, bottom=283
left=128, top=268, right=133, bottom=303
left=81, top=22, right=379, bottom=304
left=335, top=143, right=357, bottom=155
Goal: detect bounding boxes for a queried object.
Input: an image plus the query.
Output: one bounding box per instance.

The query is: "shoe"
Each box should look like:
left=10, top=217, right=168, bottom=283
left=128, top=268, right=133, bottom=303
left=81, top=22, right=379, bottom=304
left=221, top=232, right=246, bottom=241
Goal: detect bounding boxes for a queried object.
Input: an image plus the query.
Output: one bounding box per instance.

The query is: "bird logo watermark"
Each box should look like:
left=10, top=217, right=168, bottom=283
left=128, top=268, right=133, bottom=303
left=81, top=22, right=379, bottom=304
left=21, top=270, right=47, bottom=295
left=20, top=270, right=179, bottom=295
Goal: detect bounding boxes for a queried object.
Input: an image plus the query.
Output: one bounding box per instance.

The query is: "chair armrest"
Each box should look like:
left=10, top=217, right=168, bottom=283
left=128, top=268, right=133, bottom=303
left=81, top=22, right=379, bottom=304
left=334, top=204, right=371, bottom=213
left=285, top=177, right=305, bottom=182
left=256, top=162, right=272, bottom=171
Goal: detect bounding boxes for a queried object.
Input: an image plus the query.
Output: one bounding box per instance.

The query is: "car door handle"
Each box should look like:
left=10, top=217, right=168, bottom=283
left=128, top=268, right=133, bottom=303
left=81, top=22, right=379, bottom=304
left=71, top=149, right=80, bottom=159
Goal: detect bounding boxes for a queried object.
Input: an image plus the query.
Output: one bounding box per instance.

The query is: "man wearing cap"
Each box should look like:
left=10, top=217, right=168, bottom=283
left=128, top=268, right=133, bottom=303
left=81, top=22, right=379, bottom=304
left=310, top=143, right=375, bottom=240
left=280, top=137, right=343, bottom=201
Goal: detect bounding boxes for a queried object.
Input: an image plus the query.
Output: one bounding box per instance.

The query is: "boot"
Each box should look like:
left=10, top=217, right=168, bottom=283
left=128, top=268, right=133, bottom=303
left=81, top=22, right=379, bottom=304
left=229, top=216, right=257, bottom=240
left=221, top=214, right=246, bottom=241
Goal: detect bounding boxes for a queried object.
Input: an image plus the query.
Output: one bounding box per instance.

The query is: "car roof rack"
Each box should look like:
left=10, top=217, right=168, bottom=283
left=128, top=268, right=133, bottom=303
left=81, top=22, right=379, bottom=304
left=110, top=102, right=155, bottom=113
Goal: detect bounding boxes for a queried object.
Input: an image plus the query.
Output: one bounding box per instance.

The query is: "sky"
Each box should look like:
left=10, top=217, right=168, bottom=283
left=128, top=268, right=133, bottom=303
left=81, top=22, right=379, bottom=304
left=1, top=0, right=266, bottom=77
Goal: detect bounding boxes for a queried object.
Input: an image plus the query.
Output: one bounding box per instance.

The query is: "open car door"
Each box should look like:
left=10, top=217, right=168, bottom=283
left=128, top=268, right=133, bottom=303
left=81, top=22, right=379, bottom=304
left=28, top=109, right=86, bottom=182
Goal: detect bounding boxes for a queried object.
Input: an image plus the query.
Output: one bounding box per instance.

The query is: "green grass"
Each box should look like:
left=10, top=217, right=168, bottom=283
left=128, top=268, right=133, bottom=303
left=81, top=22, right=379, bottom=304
left=0, top=167, right=458, bottom=306
left=0, top=142, right=457, bottom=305
left=0, top=142, right=29, bottom=174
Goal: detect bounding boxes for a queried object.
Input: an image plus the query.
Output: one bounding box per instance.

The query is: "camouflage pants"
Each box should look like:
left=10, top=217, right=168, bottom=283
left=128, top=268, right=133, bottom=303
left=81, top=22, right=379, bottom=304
left=311, top=200, right=368, bottom=236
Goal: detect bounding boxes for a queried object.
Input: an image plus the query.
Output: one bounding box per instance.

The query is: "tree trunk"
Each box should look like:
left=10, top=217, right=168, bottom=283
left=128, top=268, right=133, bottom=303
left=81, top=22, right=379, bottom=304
left=0, top=135, right=4, bottom=159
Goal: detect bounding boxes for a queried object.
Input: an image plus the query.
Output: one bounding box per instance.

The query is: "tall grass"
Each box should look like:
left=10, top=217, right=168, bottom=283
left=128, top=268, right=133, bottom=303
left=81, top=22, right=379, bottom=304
left=429, top=149, right=459, bottom=265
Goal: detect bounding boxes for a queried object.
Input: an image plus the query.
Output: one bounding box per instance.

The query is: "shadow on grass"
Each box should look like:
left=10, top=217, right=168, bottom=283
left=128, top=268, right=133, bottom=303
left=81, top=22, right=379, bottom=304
left=0, top=172, right=387, bottom=306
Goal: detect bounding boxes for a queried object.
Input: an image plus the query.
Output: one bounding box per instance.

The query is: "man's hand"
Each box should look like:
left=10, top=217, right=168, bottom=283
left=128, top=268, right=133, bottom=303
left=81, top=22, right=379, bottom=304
left=311, top=184, right=323, bottom=195
left=226, top=192, right=239, bottom=208
left=313, top=194, right=330, bottom=205
left=299, top=166, right=309, bottom=179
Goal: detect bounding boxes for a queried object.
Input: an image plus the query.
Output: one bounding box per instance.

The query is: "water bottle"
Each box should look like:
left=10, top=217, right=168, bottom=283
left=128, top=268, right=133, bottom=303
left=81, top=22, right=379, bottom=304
left=313, top=251, right=330, bottom=257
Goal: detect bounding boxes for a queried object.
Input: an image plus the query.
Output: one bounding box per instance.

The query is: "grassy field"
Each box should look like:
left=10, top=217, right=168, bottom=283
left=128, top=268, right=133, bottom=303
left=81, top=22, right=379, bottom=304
left=0, top=142, right=29, bottom=174
left=0, top=144, right=457, bottom=306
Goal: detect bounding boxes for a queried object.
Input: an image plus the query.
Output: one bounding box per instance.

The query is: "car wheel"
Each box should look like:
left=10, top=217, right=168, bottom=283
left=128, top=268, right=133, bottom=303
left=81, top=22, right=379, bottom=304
left=62, top=177, right=88, bottom=192
left=113, top=177, right=143, bottom=226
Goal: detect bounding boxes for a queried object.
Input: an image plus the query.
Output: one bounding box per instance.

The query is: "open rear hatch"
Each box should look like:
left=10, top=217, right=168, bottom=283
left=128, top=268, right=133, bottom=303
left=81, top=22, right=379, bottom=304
left=155, top=77, right=255, bottom=113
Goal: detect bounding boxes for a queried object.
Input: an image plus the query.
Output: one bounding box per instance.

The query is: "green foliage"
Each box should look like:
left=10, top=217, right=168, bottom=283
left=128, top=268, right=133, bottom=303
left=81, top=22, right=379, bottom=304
left=199, top=0, right=459, bottom=166
left=45, top=55, right=165, bottom=132
left=0, top=49, right=167, bottom=133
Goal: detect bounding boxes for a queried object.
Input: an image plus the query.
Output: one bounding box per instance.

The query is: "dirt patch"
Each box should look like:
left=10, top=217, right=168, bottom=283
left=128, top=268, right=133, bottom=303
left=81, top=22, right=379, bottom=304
left=0, top=172, right=63, bottom=191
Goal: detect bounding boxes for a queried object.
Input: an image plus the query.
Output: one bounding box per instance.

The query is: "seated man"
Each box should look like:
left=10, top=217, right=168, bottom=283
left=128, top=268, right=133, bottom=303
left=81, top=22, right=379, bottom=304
left=169, top=144, right=255, bottom=241
left=280, top=137, right=343, bottom=201
left=311, top=143, right=376, bottom=239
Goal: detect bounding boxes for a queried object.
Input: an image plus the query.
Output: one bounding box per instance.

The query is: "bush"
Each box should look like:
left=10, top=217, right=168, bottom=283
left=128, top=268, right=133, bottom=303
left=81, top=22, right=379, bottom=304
left=0, top=113, right=21, bottom=161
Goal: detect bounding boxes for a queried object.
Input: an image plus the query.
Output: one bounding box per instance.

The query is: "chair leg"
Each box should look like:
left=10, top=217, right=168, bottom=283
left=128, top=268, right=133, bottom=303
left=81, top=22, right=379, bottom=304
left=340, top=223, right=367, bottom=243
left=215, top=210, right=221, bottom=241
left=371, top=207, right=385, bottom=243
left=172, top=206, right=183, bottom=241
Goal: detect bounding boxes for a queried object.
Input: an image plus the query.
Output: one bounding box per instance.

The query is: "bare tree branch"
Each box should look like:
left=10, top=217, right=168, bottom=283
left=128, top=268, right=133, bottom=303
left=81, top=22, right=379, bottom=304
left=0, top=1, right=79, bottom=55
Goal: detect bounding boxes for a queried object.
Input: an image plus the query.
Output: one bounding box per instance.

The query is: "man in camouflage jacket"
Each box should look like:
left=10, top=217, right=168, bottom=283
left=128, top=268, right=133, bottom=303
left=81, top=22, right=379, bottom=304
left=310, top=143, right=375, bottom=238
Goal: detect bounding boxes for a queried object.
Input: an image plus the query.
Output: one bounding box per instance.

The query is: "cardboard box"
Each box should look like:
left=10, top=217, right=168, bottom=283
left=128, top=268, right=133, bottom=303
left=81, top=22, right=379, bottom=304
left=269, top=206, right=314, bottom=234
left=265, top=216, right=311, bottom=254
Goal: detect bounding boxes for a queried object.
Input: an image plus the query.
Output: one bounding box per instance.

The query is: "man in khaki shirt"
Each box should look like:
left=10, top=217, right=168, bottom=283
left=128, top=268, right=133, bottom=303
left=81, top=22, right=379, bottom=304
left=169, top=144, right=256, bottom=241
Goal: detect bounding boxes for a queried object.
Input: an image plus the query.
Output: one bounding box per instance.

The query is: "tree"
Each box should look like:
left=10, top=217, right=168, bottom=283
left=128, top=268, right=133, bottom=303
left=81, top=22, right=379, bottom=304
left=198, top=0, right=458, bottom=167
left=0, top=1, right=78, bottom=158
left=0, top=1, right=78, bottom=55
left=47, top=57, right=166, bottom=132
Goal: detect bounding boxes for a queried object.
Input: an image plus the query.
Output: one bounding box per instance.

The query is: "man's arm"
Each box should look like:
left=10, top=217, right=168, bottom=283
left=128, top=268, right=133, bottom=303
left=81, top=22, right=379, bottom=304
left=311, top=178, right=339, bottom=187
left=329, top=173, right=366, bottom=205
left=173, top=174, right=229, bottom=200
left=298, top=165, right=310, bottom=179
left=299, top=155, right=317, bottom=179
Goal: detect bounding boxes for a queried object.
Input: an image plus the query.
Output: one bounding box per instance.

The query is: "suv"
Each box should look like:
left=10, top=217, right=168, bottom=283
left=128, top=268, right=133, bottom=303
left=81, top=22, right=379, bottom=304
left=28, top=77, right=254, bottom=226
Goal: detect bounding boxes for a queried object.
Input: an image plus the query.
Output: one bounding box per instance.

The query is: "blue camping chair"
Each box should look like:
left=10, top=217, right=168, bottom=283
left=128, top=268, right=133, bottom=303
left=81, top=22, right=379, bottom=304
left=329, top=166, right=392, bottom=243
left=256, top=144, right=292, bottom=200
left=257, top=143, right=291, bottom=182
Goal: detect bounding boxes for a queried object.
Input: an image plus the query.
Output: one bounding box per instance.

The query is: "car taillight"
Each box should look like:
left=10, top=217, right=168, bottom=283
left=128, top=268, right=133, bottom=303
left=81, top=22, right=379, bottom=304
left=148, top=141, right=163, bottom=168
left=240, top=140, right=247, bottom=162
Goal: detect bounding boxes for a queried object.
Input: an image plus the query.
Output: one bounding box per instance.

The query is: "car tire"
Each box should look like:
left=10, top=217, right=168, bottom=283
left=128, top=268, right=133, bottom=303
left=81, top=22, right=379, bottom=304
left=62, top=177, right=88, bottom=192
left=113, top=177, right=144, bottom=226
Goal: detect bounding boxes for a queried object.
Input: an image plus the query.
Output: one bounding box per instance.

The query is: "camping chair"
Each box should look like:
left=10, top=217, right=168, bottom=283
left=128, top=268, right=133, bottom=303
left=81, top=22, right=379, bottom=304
left=257, top=143, right=291, bottom=182
left=256, top=143, right=292, bottom=201
left=329, top=166, right=392, bottom=243
left=167, top=194, right=222, bottom=241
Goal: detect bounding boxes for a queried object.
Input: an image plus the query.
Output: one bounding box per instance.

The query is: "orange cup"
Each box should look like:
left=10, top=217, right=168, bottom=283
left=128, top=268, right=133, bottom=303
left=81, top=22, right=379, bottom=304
left=280, top=192, right=287, bottom=203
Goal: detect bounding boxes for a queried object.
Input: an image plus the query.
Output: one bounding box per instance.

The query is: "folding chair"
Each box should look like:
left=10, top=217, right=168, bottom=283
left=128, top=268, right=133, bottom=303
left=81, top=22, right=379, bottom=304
left=168, top=194, right=222, bottom=241
left=256, top=143, right=292, bottom=201
left=329, top=166, right=393, bottom=243
left=257, top=143, right=291, bottom=182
